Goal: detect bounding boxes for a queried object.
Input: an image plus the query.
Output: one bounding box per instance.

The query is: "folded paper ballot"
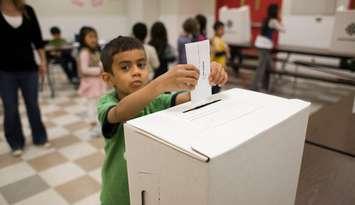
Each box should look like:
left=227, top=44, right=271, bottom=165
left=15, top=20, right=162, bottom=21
left=185, top=40, right=211, bottom=102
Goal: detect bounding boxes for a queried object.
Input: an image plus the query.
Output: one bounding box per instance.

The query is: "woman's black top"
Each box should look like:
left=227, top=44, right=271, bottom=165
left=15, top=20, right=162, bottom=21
left=0, top=5, right=44, bottom=72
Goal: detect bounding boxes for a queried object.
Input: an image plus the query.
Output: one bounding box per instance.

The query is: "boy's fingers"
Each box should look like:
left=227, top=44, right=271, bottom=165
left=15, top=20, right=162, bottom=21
left=221, top=72, right=228, bottom=85
left=182, top=70, right=199, bottom=80
left=179, top=77, right=197, bottom=87
left=210, top=64, right=218, bottom=79
left=212, top=67, right=222, bottom=84
left=216, top=72, right=228, bottom=86
left=178, top=64, right=199, bottom=73
left=216, top=69, right=227, bottom=85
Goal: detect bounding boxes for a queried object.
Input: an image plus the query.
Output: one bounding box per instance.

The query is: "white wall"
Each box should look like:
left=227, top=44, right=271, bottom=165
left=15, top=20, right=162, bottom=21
left=27, top=0, right=129, bottom=41
left=28, top=0, right=215, bottom=46
left=159, top=0, right=215, bottom=48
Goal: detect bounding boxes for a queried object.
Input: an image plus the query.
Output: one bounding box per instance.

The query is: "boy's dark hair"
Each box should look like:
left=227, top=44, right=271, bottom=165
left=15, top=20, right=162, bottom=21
left=195, top=14, right=207, bottom=34
left=50, top=26, right=61, bottom=35
left=132, top=22, right=148, bottom=42
left=183, top=18, right=199, bottom=35
left=101, top=36, right=144, bottom=73
left=213, top=21, right=224, bottom=31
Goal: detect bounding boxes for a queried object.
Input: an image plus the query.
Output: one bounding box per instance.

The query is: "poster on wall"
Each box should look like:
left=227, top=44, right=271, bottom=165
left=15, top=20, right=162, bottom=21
left=219, top=5, right=251, bottom=45
left=331, top=10, right=355, bottom=54
left=26, top=0, right=125, bottom=16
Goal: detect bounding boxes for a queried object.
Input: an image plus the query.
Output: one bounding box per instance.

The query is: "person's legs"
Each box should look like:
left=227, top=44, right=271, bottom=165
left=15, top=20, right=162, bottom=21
left=62, top=51, right=79, bottom=83
left=18, top=71, right=48, bottom=145
left=87, top=97, right=100, bottom=137
left=56, top=57, right=74, bottom=82
left=251, top=49, right=268, bottom=91
left=0, top=71, right=26, bottom=151
left=262, top=51, right=272, bottom=91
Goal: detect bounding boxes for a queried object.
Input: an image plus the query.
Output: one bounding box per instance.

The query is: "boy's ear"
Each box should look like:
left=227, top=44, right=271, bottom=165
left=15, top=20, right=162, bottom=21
left=101, top=72, right=114, bottom=86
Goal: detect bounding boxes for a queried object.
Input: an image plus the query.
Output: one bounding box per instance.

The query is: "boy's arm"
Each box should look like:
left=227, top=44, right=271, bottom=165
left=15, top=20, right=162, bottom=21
left=107, top=80, right=161, bottom=123
left=107, top=64, right=199, bottom=123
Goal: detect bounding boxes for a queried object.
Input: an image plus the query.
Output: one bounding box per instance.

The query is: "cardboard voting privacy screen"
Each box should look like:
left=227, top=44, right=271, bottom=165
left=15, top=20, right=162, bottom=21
left=219, top=5, right=251, bottom=44
left=124, top=88, right=311, bottom=205
left=331, top=10, right=355, bottom=54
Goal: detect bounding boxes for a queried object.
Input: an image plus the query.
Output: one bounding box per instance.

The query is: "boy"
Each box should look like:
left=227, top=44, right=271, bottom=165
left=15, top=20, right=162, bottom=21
left=48, top=26, right=79, bottom=85
left=98, top=36, right=228, bottom=205
left=210, top=21, right=230, bottom=94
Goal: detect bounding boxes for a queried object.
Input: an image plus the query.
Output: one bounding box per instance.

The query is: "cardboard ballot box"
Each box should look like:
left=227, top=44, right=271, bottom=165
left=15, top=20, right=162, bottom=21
left=124, top=88, right=310, bottom=205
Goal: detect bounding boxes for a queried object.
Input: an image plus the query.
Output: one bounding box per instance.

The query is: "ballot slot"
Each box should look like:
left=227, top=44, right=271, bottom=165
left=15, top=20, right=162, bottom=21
left=183, top=99, right=222, bottom=113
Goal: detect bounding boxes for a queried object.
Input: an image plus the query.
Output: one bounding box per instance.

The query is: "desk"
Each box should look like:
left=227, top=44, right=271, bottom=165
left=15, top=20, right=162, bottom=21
left=229, top=43, right=355, bottom=58
left=42, top=44, right=76, bottom=98
left=229, top=43, right=355, bottom=85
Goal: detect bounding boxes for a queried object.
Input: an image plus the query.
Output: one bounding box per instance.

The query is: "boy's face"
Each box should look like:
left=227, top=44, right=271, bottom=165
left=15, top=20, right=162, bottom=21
left=216, top=26, right=224, bottom=37
left=103, top=49, right=149, bottom=99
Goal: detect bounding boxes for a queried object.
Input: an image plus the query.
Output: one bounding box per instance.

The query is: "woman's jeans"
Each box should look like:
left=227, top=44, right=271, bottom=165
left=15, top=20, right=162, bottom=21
left=251, top=48, right=272, bottom=91
left=0, top=70, right=47, bottom=151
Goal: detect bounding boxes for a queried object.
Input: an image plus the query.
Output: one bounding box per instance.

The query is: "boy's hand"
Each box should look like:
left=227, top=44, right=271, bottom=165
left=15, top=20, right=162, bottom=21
left=208, top=62, right=228, bottom=86
left=156, top=64, right=200, bottom=92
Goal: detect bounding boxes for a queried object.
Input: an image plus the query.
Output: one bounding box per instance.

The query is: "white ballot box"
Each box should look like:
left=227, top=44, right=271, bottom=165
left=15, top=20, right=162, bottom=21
left=124, top=88, right=310, bottom=205
left=219, top=6, right=251, bottom=44
left=331, top=10, right=355, bottom=54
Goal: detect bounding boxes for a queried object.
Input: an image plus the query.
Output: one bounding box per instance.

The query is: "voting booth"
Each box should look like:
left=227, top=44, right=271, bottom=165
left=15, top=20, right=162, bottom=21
left=331, top=10, right=355, bottom=54
left=219, top=6, right=251, bottom=44
left=124, top=88, right=310, bottom=205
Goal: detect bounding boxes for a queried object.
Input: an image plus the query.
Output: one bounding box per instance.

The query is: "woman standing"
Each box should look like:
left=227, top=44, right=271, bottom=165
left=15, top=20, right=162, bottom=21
left=149, top=21, right=176, bottom=79
left=0, top=0, right=49, bottom=156
left=252, top=4, right=285, bottom=92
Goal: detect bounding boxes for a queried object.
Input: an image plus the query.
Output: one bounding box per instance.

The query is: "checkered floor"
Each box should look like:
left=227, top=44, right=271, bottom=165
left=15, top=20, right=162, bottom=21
left=0, top=67, right=354, bottom=204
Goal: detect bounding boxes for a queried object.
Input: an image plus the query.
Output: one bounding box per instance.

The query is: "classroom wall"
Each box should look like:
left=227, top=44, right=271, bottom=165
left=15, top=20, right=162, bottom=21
left=27, top=0, right=215, bottom=48
left=159, top=0, right=215, bottom=48
left=27, top=0, right=129, bottom=41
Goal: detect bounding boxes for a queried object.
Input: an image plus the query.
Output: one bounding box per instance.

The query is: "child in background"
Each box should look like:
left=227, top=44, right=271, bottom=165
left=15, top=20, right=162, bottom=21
left=98, top=36, right=228, bottom=205
left=195, top=14, right=208, bottom=41
left=177, top=17, right=199, bottom=64
left=48, top=26, right=79, bottom=86
left=149, top=21, right=176, bottom=79
left=77, top=26, right=106, bottom=137
left=132, top=22, right=160, bottom=80
left=210, top=21, right=230, bottom=94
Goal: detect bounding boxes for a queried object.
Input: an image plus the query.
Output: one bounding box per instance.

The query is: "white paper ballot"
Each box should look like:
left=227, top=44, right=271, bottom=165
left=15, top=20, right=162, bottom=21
left=185, top=40, right=211, bottom=102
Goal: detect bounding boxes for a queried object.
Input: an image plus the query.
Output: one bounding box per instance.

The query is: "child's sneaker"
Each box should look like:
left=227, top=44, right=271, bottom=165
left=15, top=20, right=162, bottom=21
left=43, top=142, right=51, bottom=148
left=12, top=149, right=23, bottom=157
